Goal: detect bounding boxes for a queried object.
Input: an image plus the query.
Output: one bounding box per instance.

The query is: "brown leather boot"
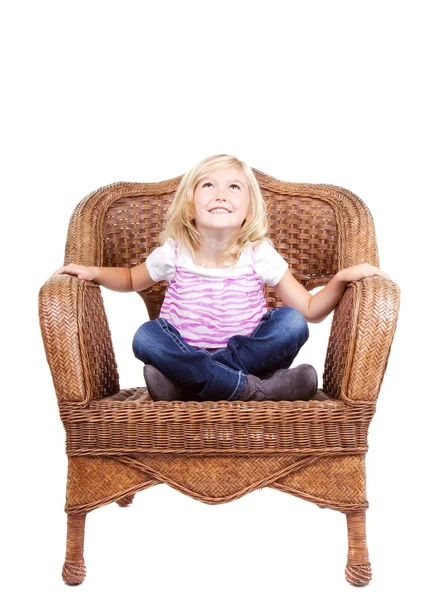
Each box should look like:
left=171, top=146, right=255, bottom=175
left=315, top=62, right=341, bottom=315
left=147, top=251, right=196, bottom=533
left=144, top=365, right=185, bottom=401
left=239, top=364, right=318, bottom=401
left=143, top=365, right=205, bottom=402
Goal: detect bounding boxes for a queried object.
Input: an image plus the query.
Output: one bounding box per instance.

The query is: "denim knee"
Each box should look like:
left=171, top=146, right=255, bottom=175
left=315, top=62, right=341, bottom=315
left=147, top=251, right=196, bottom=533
left=277, top=306, right=309, bottom=344
left=132, top=320, right=155, bottom=362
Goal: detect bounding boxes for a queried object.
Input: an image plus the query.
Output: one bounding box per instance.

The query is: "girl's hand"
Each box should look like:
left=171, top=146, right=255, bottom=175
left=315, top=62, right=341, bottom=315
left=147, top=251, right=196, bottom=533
left=54, top=263, right=98, bottom=281
left=337, top=263, right=391, bottom=284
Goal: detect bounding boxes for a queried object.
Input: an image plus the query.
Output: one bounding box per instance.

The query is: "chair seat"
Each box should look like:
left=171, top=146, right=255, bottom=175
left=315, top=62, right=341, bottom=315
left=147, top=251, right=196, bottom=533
left=60, top=387, right=376, bottom=456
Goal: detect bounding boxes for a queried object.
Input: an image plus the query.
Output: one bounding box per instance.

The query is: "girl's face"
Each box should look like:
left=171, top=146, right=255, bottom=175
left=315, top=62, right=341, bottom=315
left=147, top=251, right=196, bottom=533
left=193, top=167, right=250, bottom=235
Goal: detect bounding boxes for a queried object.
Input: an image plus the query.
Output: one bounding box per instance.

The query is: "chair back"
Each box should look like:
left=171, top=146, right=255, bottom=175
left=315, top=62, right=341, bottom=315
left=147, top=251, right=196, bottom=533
left=65, top=170, right=378, bottom=319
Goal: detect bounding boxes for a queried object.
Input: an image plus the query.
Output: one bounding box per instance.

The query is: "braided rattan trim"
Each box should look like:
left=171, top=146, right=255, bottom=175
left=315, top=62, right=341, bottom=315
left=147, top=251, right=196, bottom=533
left=270, top=485, right=368, bottom=512
left=67, top=447, right=368, bottom=457
left=67, top=481, right=159, bottom=517
left=62, top=561, right=86, bottom=586
left=345, top=563, right=372, bottom=587
left=118, top=454, right=319, bottom=505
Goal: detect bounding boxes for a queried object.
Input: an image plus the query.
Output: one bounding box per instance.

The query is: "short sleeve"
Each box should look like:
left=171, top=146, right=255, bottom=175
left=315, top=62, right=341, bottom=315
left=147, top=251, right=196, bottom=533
left=145, top=238, right=176, bottom=283
left=253, top=240, right=289, bottom=286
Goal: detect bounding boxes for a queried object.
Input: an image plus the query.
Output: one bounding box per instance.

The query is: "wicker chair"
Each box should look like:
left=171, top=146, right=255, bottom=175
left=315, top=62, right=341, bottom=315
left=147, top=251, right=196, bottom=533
left=38, top=169, right=400, bottom=586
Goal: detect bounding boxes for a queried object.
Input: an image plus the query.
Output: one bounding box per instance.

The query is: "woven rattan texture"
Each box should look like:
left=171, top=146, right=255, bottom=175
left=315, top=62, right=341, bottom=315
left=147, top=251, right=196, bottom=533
left=63, top=515, right=86, bottom=584
left=345, top=512, right=372, bottom=586
left=344, top=278, right=400, bottom=403
left=64, top=171, right=379, bottom=319
left=324, top=286, right=355, bottom=398
left=39, top=170, right=400, bottom=587
left=324, top=278, right=400, bottom=403
left=60, top=390, right=375, bottom=456
left=66, top=456, right=157, bottom=512
left=264, top=191, right=338, bottom=281
left=101, top=188, right=340, bottom=313
left=103, top=192, right=174, bottom=266
left=80, top=283, right=119, bottom=400
left=39, top=276, right=120, bottom=407
left=39, top=276, right=87, bottom=405
left=270, top=454, right=366, bottom=511
left=65, top=453, right=366, bottom=514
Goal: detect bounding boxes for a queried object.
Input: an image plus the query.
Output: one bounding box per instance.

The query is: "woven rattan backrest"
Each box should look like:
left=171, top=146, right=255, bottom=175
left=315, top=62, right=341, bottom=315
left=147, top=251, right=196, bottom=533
left=65, top=169, right=378, bottom=319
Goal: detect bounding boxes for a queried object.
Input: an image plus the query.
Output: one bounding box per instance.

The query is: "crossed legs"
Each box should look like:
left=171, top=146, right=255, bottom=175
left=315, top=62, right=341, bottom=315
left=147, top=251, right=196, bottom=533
left=132, top=307, right=311, bottom=400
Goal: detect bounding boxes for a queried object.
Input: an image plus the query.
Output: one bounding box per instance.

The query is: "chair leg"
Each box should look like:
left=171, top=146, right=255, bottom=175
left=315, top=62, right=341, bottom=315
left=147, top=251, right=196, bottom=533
left=345, top=511, right=372, bottom=586
left=62, top=514, right=86, bottom=585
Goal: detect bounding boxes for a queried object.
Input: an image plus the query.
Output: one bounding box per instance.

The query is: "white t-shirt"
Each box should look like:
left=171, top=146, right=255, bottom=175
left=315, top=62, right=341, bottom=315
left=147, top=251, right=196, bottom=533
left=146, top=238, right=288, bottom=286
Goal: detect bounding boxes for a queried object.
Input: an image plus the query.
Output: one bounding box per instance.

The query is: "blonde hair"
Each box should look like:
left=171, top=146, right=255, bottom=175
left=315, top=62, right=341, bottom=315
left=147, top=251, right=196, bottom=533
left=161, top=154, right=269, bottom=264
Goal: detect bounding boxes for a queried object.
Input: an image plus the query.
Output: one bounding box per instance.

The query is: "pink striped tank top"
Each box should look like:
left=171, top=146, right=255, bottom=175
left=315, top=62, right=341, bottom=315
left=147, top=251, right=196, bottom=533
left=159, top=246, right=267, bottom=348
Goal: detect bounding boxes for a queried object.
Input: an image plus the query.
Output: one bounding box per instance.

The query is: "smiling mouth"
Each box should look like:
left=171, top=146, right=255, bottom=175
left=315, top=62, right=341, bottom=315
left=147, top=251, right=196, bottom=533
left=208, top=208, right=232, bottom=214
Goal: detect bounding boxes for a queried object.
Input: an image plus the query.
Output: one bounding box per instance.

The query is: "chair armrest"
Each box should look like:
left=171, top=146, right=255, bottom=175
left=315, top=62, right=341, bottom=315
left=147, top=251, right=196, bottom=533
left=323, top=277, right=400, bottom=405
left=39, top=275, right=120, bottom=408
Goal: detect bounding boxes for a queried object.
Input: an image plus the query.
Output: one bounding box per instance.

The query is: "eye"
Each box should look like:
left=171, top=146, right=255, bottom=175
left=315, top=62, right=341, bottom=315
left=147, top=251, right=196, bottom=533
left=201, top=181, right=240, bottom=189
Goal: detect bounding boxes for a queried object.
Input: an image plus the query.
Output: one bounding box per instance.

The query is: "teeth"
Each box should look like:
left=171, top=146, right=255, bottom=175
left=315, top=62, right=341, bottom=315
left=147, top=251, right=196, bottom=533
left=209, top=209, right=230, bottom=214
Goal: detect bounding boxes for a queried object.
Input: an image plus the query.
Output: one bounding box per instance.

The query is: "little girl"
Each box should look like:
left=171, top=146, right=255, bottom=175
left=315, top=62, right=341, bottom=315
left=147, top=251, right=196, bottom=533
left=55, top=154, right=389, bottom=402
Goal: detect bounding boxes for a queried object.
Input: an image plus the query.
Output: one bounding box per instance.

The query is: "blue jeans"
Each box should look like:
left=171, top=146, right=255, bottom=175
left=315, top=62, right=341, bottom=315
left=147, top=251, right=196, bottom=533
left=132, top=306, right=309, bottom=401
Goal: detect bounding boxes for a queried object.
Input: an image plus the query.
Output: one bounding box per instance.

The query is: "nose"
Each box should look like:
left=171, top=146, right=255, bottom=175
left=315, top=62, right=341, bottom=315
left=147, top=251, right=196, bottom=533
left=215, top=187, right=227, bottom=202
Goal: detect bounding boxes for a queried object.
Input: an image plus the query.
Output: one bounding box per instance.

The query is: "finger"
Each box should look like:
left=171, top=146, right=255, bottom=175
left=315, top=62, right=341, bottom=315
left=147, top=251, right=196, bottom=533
left=372, top=270, right=391, bottom=280
left=375, top=267, right=390, bottom=278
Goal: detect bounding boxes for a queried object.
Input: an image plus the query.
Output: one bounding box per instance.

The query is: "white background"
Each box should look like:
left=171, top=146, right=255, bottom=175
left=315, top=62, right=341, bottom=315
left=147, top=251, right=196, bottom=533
left=1, top=0, right=430, bottom=597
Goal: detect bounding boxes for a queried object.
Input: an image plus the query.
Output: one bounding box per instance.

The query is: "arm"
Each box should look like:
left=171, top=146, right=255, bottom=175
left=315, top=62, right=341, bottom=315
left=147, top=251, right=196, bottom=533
left=273, top=263, right=391, bottom=324
left=54, top=261, right=157, bottom=293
